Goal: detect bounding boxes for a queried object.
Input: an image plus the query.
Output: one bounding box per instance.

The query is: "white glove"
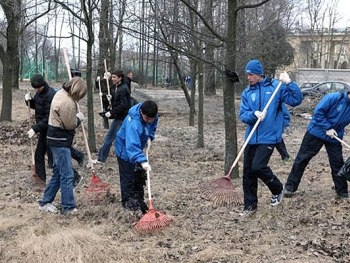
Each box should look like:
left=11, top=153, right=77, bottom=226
left=104, top=72, right=111, bottom=79
left=27, top=128, right=35, bottom=138
left=105, top=111, right=111, bottom=118
left=25, top=92, right=32, bottom=101
left=96, top=76, right=100, bottom=81
left=326, top=129, right=338, bottom=138
left=76, top=112, right=84, bottom=122
left=254, top=110, right=266, bottom=121
left=279, top=71, right=291, bottom=84
left=141, top=162, right=151, bottom=172
left=106, top=94, right=112, bottom=101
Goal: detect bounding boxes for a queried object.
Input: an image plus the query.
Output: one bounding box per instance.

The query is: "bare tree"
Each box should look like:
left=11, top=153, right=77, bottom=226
left=54, top=0, right=98, bottom=150
left=0, top=0, right=52, bottom=121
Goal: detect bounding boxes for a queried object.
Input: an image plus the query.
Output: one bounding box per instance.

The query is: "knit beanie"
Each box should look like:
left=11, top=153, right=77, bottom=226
left=30, top=74, right=46, bottom=88
left=245, top=60, right=264, bottom=75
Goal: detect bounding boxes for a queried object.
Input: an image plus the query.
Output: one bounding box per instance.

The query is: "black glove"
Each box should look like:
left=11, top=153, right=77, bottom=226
left=99, top=111, right=106, bottom=117
left=224, top=69, right=240, bottom=83
left=338, top=157, right=350, bottom=181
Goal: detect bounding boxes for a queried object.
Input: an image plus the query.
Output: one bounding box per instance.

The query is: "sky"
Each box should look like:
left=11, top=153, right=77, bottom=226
left=336, top=0, right=350, bottom=28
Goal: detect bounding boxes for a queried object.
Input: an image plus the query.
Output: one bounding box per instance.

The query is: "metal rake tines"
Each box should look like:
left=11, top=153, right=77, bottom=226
left=207, top=190, right=243, bottom=206
left=201, top=178, right=243, bottom=206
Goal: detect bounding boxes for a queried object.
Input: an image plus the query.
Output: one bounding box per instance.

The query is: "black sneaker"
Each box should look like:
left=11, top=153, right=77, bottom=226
left=283, top=187, right=295, bottom=198
left=337, top=192, right=349, bottom=198
left=239, top=206, right=257, bottom=217
left=73, top=169, right=82, bottom=188
left=271, top=190, right=284, bottom=206
left=139, top=201, right=149, bottom=214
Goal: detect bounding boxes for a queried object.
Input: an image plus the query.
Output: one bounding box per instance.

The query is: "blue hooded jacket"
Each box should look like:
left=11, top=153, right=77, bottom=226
left=240, top=77, right=302, bottom=144
left=307, top=91, right=350, bottom=142
left=115, top=102, right=158, bottom=164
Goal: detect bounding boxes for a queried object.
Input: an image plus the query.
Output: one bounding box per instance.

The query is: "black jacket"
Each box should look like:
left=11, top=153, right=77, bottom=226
left=109, top=82, right=131, bottom=120
left=27, top=84, right=56, bottom=133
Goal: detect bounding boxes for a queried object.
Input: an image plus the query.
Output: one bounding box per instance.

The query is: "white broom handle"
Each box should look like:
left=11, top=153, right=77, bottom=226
left=226, top=81, right=283, bottom=177
left=334, top=135, right=350, bottom=150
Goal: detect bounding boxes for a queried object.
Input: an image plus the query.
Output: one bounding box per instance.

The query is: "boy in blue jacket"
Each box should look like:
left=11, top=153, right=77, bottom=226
left=284, top=91, right=350, bottom=198
left=239, top=59, right=303, bottom=217
left=275, top=103, right=291, bottom=161
left=115, top=100, right=158, bottom=214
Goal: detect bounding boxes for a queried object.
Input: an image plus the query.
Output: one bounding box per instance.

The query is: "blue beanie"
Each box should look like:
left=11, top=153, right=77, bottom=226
left=245, top=60, right=264, bottom=75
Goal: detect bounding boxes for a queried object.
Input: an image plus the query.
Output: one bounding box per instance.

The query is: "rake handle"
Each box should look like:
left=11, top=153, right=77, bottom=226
left=226, top=81, right=283, bottom=177
left=334, top=135, right=350, bottom=150
left=144, top=140, right=154, bottom=209
left=103, top=59, right=112, bottom=108
left=63, top=48, right=95, bottom=172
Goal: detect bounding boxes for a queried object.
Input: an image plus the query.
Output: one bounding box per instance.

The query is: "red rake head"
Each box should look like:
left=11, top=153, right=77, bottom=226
left=85, top=175, right=110, bottom=193
left=201, top=177, right=243, bottom=207
left=133, top=208, right=173, bottom=233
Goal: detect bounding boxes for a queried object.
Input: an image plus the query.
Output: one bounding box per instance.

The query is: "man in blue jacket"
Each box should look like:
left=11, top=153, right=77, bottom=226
left=275, top=103, right=291, bottom=161
left=239, top=59, right=303, bottom=217
left=284, top=91, right=350, bottom=198
left=115, top=100, right=158, bottom=214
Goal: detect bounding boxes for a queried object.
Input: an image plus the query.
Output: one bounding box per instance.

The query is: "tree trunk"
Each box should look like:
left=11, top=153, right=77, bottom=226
left=0, top=5, right=21, bottom=121
left=224, top=0, right=238, bottom=178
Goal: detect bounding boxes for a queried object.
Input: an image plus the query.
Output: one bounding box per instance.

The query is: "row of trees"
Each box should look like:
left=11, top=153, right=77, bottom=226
left=0, top=0, right=344, bottom=177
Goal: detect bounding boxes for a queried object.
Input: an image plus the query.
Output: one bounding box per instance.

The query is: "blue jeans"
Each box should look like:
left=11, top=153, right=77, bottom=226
left=97, top=119, right=123, bottom=162
left=39, top=147, right=76, bottom=212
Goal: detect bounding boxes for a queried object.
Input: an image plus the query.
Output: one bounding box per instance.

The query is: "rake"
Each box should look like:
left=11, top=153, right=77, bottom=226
left=26, top=90, right=43, bottom=187
left=62, top=49, right=110, bottom=200
left=202, top=81, right=283, bottom=206
left=133, top=143, right=173, bottom=233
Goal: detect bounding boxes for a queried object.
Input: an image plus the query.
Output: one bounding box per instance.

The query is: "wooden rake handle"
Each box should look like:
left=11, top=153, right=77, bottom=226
left=334, top=135, right=350, bottom=150
left=226, top=81, right=283, bottom=177
left=62, top=48, right=94, bottom=171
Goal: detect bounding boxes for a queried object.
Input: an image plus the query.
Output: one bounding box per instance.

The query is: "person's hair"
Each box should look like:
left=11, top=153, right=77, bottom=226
left=140, top=100, right=158, bottom=118
left=63, top=77, right=87, bottom=101
left=111, top=69, right=124, bottom=79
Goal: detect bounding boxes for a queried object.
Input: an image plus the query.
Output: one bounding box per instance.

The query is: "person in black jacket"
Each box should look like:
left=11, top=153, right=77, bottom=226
left=25, top=74, right=56, bottom=184
left=93, top=70, right=131, bottom=164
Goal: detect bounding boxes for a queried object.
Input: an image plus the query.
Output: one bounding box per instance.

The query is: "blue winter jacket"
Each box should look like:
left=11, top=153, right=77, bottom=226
left=307, top=91, right=350, bottom=142
left=275, top=103, right=291, bottom=142
left=115, top=102, right=158, bottom=164
left=240, top=77, right=302, bottom=144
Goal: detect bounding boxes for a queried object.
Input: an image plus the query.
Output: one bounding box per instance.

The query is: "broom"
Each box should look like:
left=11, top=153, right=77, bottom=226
left=133, top=142, right=173, bottom=233
left=202, top=81, right=283, bottom=206
left=62, top=49, right=110, bottom=198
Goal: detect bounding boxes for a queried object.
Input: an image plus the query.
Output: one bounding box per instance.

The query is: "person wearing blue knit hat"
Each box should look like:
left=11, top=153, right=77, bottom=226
left=245, top=59, right=264, bottom=75
left=239, top=59, right=303, bottom=217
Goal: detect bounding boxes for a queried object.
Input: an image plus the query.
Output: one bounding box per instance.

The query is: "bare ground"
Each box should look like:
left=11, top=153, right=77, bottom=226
left=1, top=84, right=350, bottom=263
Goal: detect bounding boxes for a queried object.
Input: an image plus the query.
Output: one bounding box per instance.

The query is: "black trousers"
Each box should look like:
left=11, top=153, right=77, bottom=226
left=117, top=157, right=145, bottom=206
left=275, top=139, right=290, bottom=160
left=243, top=144, right=283, bottom=210
left=285, top=132, right=348, bottom=195
left=35, top=131, right=52, bottom=182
